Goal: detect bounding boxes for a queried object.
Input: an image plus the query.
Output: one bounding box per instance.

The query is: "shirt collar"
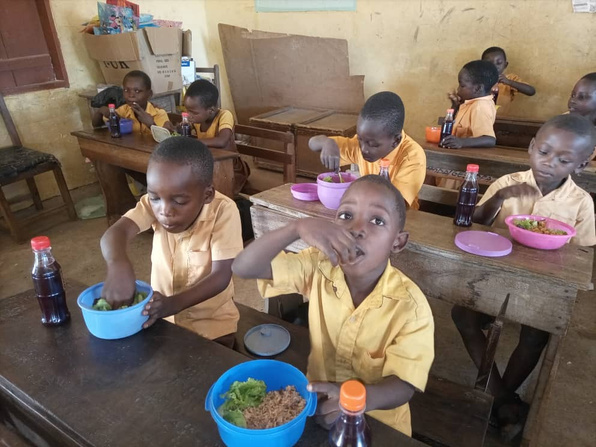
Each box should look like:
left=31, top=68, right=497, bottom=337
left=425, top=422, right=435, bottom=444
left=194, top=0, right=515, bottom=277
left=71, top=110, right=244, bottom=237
left=462, top=94, right=494, bottom=105
left=383, top=131, right=407, bottom=163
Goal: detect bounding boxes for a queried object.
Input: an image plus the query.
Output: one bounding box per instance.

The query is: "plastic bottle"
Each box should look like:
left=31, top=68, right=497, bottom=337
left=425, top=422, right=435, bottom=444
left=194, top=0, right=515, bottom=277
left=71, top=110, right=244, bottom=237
left=108, top=103, right=121, bottom=138
left=181, top=112, right=192, bottom=137
left=329, top=380, right=371, bottom=447
left=379, top=158, right=390, bottom=180
left=491, top=85, right=499, bottom=103
left=454, top=164, right=479, bottom=227
left=439, top=108, right=455, bottom=147
left=31, top=236, right=70, bottom=326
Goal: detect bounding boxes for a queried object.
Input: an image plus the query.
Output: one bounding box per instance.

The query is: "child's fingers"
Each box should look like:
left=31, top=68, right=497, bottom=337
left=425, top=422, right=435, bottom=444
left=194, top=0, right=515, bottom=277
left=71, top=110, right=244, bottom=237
left=143, top=315, right=158, bottom=329
left=307, top=381, right=340, bottom=397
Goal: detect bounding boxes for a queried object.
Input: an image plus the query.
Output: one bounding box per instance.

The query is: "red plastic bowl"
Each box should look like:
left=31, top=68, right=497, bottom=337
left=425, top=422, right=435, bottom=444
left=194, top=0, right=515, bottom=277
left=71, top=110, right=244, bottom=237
left=504, top=214, right=576, bottom=250
left=316, top=172, right=357, bottom=210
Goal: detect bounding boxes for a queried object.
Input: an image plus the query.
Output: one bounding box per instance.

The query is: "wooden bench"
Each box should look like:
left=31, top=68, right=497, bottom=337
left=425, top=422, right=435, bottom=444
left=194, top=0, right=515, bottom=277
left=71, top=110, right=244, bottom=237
left=234, top=302, right=494, bottom=447
left=494, top=118, right=543, bottom=148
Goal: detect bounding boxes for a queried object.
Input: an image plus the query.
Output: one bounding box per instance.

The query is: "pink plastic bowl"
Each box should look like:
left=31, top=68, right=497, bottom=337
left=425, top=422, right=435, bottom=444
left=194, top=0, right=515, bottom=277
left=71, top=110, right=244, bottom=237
left=504, top=214, right=576, bottom=250
left=290, top=183, right=319, bottom=201
left=316, top=172, right=357, bottom=210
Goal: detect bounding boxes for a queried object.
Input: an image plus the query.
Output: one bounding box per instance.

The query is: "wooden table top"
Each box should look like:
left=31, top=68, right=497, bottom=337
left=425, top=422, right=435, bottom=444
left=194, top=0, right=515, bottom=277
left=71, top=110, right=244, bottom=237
left=0, top=281, right=421, bottom=447
left=71, top=129, right=239, bottom=162
left=251, top=184, right=594, bottom=291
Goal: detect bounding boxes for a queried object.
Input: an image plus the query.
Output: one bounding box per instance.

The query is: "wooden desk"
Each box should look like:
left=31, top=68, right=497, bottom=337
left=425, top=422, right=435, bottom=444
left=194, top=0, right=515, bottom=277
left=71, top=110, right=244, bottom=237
left=249, top=184, right=594, bottom=446
left=0, top=281, right=422, bottom=447
left=71, top=129, right=238, bottom=225
left=424, top=143, right=596, bottom=194
left=494, top=117, right=543, bottom=148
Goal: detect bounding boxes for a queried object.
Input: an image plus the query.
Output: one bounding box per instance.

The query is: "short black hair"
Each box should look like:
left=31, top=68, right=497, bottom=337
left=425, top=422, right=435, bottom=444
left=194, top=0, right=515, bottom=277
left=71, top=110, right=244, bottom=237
left=538, top=114, right=596, bottom=159
left=185, top=79, right=219, bottom=108
left=580, top=72, right=596, bottom=84
left=482, top=46, right=507, bottom=61
left=359, top=91, right=405, bottom=136
left=347, top=175, right=407, bottom=231
left=123, top=70, right=152, bottom=90
left=149, top=137, right=214, bottom=184
left=461, top=60, right=499, bottom=95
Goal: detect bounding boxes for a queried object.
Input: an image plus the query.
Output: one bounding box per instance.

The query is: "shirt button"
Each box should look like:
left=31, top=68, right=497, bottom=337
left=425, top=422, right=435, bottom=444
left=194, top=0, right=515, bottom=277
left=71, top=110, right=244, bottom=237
left=332, top=286, right=338, bottom=293
left=350, top=316, right=356, bottom=323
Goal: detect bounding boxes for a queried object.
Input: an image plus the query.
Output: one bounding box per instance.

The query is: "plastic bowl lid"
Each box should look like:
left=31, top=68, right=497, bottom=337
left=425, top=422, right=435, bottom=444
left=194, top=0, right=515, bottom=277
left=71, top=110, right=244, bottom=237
left=455, top=231, right=512, bottom=257
left=244, top=324, right=291, bottom=356
left=290, top=183, right=319, bottom=201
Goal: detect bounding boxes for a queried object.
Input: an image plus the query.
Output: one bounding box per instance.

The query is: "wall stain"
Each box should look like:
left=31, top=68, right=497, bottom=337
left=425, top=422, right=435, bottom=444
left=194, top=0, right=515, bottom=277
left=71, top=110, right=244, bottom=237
left=414, top=26, right=419, bottom=42
left=440, top=7, right=455, bottom=24
left=462, top=8, right=475, bottom=12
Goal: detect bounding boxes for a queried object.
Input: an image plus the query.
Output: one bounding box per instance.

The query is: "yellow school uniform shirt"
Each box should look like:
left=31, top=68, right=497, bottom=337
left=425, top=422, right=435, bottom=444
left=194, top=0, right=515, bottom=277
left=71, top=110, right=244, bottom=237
left=192, top=109, right=235, bottom=138
left=123, top=191, right=243, bottom=339
left=495, top=73, right=523, bottom=115
left=453, top=95, right=496, bottom=139
left=330, top=131, right=426, bottom=209
left=258, top=249, right=435, bottom=436
left=477, top=169, right=596, bottom=246
left=114, top=102, right=169, bottom=134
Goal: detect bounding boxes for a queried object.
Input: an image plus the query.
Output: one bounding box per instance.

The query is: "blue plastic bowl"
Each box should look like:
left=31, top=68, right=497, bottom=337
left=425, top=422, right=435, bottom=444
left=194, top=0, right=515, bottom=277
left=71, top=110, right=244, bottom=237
left=205, top=360, right=317, bottom=447
left=77, top=280, right=153, bottom=340
left=119, top=118, right=133, bottom=134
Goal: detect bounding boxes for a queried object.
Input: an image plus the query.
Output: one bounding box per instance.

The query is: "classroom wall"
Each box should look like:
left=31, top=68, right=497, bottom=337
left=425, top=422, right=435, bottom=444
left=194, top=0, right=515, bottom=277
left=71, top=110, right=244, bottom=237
left=1, top=0, right=594, bottom=203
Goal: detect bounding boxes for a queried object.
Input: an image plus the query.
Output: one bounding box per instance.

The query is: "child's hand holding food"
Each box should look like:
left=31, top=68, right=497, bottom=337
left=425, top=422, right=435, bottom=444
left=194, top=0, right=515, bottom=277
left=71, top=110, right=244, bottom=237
left=131, top=102, right=155, bottom=127
left=307, top=381, right=341, bottom=430
left=296, top=218, right=358, bottom=266
left=103, top=261, right=136, bottom=309
left=142, top=291, right=179, bottom=328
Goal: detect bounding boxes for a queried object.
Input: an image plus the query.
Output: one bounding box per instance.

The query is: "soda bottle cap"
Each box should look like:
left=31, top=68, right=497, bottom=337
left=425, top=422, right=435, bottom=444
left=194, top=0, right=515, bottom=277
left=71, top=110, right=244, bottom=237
left=447, top=108, right=454, bottom=114
left=466, top=164, right=479, bottom=173
left=182, top=112, right=189, bottom=117
left=31, top=236, right=51, bottom=251
left=108, top=103, right=115, bottom=108
left=339, top=380, right=366, bottom=412
left=380, top=158, right=391, bottom=168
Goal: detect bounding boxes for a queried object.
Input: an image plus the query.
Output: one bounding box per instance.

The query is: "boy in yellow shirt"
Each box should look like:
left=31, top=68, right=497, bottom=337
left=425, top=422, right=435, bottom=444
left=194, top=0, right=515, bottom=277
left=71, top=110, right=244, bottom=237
left=100, top=137, right=243, bottom=347
left=452, top=114, right=596, bottom=439
left=232, top=175, right=435, bottom=436
left=92, top=70, right=173, bottom=133
left=442, top=60, right=499, bottom=149
left=308, top=92, right=426, bottom=209
left=482, top=47, right=536, bottom=115
left=568, top=72, right=596, bottom=126
left=183, top=79, right=249, bottom=195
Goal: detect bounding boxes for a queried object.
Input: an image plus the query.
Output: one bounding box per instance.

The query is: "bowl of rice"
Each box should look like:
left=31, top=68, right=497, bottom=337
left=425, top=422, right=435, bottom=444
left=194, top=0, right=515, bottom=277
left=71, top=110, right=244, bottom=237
left=205, top=360, right=316, bottom=447
left=504, top=214, right=576, bottom=250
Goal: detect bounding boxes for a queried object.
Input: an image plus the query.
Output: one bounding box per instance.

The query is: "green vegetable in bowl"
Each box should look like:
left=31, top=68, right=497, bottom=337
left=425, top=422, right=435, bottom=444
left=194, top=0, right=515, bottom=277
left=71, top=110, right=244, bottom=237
left=218, top=378, right=267, bottom=428
left=322, top=176, right=333, bottom=183
left=92, top=291, right=148, bottom=311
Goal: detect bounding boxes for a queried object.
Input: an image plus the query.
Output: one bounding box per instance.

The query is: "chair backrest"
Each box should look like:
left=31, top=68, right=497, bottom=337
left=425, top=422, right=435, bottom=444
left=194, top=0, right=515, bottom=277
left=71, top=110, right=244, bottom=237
left=0, top=92, right=22, bottom=147
left=195, top=64, right=221, bottom=108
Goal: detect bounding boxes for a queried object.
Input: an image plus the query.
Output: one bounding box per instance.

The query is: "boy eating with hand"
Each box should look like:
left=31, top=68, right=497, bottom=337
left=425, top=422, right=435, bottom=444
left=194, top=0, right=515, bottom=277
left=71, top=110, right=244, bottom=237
left=232, top=175, right=435, bottom=436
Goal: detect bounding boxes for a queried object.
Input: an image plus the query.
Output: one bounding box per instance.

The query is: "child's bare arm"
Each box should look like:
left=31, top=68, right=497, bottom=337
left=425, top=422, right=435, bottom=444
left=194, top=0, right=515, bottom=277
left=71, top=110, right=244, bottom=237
left=309, top=135, right=341, bottom=171
left=473, top=183, right=538, bottom=225
left=142, top=258, right=233, bottom=328
left=92, top=106, right=110, bottom=128
left=499, top=75, right=536, bottom=96
left=100, top=217, right=140, bottom=308
left=198, top=128, right=234, bottom=149
left=232, top=218, right=357, bottom=280
left=441, top=135, right=496, bottom=149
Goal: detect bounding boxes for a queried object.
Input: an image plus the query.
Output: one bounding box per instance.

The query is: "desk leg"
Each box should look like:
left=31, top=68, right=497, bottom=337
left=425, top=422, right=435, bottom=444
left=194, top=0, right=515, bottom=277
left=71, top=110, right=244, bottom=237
left=213, top=159, right=234, bottom=199
left=92, top=160, right=137, bottom=226
left=521, top=334, right=561, bottom=446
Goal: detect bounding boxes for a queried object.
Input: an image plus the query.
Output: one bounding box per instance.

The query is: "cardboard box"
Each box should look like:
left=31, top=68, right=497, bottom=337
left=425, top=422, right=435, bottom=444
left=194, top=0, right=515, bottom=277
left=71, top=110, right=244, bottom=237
left=84, top=28, right=182, bottom=94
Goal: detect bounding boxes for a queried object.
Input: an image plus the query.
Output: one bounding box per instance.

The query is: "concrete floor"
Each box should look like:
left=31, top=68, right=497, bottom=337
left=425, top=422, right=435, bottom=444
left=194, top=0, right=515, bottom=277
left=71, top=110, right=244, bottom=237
left=1, top=177, right=594, bottom=447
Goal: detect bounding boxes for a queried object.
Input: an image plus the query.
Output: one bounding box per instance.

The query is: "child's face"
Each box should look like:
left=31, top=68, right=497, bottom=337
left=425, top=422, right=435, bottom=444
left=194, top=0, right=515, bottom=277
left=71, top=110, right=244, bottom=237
left=334, top=181, right=408, bottom=280
left=356, top=117, right=402, bottom=163
left=123, top=77, right=152, bottom=109
left=184, top=96, right=215, bottom=125
left=482, top=52, right=508, bottom=75
left=146, top=161, right=214, bottom=233
left=457, top=69, right=483, bottom=100
left=568, top=79, right=596, bottom=118
left=528, top=127, right=591, bottom=189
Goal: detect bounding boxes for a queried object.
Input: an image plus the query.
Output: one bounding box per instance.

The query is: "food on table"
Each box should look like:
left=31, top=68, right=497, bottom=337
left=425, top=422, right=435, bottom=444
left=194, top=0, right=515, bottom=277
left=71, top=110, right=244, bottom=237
left=92, top=291, right=148, bottom=311
left=322, top=176, right=334, bottom=182
left=513, top=218, right=567, bottom=235
left=219, top=378, right=306, bottom=429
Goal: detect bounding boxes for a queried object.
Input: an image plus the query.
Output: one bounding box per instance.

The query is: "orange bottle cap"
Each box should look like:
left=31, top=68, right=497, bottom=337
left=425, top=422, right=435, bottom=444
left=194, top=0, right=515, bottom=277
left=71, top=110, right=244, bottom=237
left=380, top=158, right=391, bottom=168
left=447, top=108, right=454, bottom=114
left=466, top=164, right=479, bottom=173
left=182, top=112, right=189, bottom=117
left=339, top=380, right=366, bottom=412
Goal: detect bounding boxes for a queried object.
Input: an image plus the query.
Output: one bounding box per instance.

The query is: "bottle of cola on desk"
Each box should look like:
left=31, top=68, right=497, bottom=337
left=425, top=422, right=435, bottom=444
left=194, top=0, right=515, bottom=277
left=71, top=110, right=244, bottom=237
left=181, top=112, right=192, bottom=137
left=108, top=103, right=121, bottom=138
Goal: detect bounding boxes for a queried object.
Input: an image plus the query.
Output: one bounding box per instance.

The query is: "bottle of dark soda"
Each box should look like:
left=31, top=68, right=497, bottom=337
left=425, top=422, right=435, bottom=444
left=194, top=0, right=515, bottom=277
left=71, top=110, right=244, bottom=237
left=31, top=236, right=70, bottom=326
left=329, top=380, right=371, bottom=447
left=181, top=112, right=192, bottom=137
left=108, top=103, right=121, bottom=138
left=439, top=108, right=455, bottom=147
left=454, top=164, right=479, bottom=227
left=379, top=158, right=390, bottom=180
left=491, top=85, right=499, bottom=103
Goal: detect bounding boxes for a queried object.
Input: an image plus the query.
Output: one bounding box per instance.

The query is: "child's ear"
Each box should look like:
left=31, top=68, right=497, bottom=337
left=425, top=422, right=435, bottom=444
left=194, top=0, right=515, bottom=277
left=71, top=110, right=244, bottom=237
left=575, top=158, right=592, bottom=174
left=527, top=137, right=536, bottom=155
left=392, top=132, right=403, bottom=148
left=148, top=89, right=153, bottom=99
left=203, top=184, right=215, bottom=204
left=391, top=231, right=409, bottom=254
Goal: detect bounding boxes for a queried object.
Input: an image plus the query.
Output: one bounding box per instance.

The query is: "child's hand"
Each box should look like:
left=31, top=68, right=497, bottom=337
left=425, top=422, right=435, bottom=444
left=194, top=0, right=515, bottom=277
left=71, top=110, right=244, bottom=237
left=98, top=106, right=111, bottom=119
left=440, top=135, right=463, bottom=148
left=142, top=292, right=179, bottom=328
left=448, top=91, right=462, bottom=108
left=498, top=74, right=510, bottom=85
left=296, top=219, right=357, bottom=266
left=307, top=382, right=341, bottom=430
left=320, top=139, right=341, bottom=171
left=102, top=261, right=136, bottom=309
left=131, top=102, right=155, bottom=127
left=496, top=183, right=539, bottom=201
